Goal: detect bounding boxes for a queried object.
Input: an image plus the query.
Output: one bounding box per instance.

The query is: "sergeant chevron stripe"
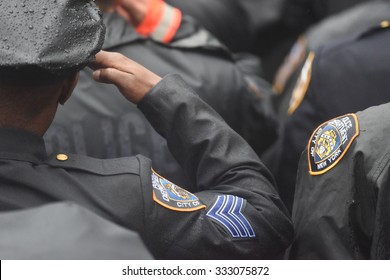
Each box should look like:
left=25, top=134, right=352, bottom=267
left=206, top=195, right=255, bottom=238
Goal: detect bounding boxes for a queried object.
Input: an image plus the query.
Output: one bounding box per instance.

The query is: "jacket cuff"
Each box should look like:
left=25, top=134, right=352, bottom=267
left=136, top=0, right=182, bottom=43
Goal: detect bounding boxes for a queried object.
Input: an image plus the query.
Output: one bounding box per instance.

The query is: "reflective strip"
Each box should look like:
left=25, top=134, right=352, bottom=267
left=151, top=6, right=182, bottom=43
left=136, top=0, right=165, bottom=35
left=136, top=0, right=182, bottom=43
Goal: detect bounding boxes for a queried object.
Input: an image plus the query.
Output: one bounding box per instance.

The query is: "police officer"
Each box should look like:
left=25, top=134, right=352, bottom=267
left=273, top=0, right=390, bottom=116
left=46, top=0, right=277, bottom=186
left=290, top=103, right=390, bottom=259
left=0, top=0, right=292, bottom=259
left=263, top=21, right=390, bottom=212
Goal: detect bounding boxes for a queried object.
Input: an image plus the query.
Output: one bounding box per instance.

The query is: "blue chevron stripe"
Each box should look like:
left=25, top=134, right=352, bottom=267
left=221, top=195, right=248, bottom=237
left=206, top=195, right=256, bottom=238
left=206, top=195, right=240, bottom=237
left=231, top=197, right=255, bottom=237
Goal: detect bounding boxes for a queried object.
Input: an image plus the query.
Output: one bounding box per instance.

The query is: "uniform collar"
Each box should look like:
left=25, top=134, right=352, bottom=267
left=0, top=128, right=47, bottom=162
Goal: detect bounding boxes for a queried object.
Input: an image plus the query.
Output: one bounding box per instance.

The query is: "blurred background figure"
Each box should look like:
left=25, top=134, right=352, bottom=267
left=273, top=0, right=390, bottom=118
left=166, top=0, right=256, bottom=53
left=265, top=20, right=390, bottom=211
left=46, top=0, right=277, bottom=186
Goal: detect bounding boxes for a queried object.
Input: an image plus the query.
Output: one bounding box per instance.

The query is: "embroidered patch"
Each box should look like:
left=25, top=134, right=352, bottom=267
left=273, top=36, right=307, bottom=94
left=206, top=195, right=255, bottom=238
left=287, top=51, right=315, bottom=115
left=308, top=114, right=359, bottom=175
left=151, top=169, right=205, bottom=212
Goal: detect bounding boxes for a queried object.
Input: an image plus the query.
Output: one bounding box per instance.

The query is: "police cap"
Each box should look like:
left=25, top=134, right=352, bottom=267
left=0, top=0, right=105, bottom=81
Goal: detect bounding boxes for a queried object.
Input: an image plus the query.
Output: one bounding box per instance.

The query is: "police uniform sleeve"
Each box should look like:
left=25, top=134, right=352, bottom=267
left=289, top=108, right=388, bottom=259
left=137, top=74, right=293, bottom=259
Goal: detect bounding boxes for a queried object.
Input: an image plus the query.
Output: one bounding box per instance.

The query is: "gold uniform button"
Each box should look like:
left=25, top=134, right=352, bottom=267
left=380, top=21, right=390, bottom=28
left=56, top=154, right=69, bottom=161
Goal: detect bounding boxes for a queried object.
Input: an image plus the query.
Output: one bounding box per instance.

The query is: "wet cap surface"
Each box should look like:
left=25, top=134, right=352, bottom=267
left=0, top=0, right=105, bottom=74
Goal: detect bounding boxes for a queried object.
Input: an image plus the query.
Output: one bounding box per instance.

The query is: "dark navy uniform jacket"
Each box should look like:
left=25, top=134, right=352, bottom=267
left=0, top=202, right=152, bottom=260
left=166, top=0, right=255, bottom=53
left=273, top=1, right=390, bottom=118
left=46, top=12, right=276, bottom=187
left=0, top=75, right=293, bottom=259
left=282, top=0, right=369, bottom=33
left=290, top=103, right=390, bottom=259
left=266, top=23, right=390, bottom=211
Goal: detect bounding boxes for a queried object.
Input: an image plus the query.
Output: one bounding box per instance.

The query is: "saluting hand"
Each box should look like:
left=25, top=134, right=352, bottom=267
left=89, top=51, right=162, bottom=104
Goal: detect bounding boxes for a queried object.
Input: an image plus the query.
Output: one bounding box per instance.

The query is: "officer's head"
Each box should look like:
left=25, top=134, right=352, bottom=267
left=0, top=0, right=105, bottom=135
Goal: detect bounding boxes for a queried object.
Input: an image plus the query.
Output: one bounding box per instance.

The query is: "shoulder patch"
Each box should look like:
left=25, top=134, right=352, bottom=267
left=151, top=169, right=205, bottom=212
left=308, top=114, right=359, bottom=175
left=206, top=195, right=255, bottom=238
left=287, top=51, right=315, bottom=115
left=273, top=36, right=307, bottom=94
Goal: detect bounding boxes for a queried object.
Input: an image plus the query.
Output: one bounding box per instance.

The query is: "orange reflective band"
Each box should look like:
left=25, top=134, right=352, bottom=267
left=136, top=0, right=165, bottom=35
left=149, top=5, right=182, bottom=43
left=161, top=7, right=182, bottom=43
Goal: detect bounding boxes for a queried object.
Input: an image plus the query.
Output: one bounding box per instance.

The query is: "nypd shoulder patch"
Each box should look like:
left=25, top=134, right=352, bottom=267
left=308, top=114, right=359, bottom=175
left=206, top=195, right=255, bottom=238
left=151, top=169, right=205, bottom=212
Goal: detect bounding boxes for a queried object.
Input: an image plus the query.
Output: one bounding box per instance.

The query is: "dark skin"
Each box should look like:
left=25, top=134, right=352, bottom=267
left=0, top=0, right=163, bottom=136
left=0, top=73, right=78, bottom=137
left=0, top=51, right=161, bottom=137
left=91, top=51, right=162, bottom=103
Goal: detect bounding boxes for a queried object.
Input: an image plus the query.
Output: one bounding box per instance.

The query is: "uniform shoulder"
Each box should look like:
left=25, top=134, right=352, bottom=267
left=45, top=153, right=150, bottom=176
left=315, top=20, right=390, bottom=60
left=356, top=102, right=390, bottom=138
left=357, top=20, right=390, bottom=39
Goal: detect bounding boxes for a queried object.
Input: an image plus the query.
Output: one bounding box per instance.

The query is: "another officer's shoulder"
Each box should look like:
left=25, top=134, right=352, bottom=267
left=306, top=103, right=390, bottom=176
left=357, top=20, right=390, bottom=39
left=314, top=20, right=390, bottom=61
left=46, top=153, right=150, bottom=176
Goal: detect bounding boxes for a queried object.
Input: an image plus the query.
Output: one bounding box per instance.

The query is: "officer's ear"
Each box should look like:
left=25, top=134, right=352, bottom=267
left=59, top=72, right=79, bottom=105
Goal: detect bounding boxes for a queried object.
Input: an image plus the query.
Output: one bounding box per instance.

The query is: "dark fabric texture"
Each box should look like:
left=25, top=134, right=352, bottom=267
left=0, top=202, right=152, bottom=260
left=266, top=25, right=390, bottom=212
left=0, top=0, right=105, bottom=74
left=290, top=103, right=390, bottom=259
left=1, top=75, right=292, bottom=259
left=46, top=12, right=277, bottom=186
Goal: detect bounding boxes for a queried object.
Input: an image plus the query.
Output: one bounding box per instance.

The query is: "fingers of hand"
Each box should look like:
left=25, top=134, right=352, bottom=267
left=92, top=51, right=136, bottom=73
left=92, top=68, right=131, bottom=87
